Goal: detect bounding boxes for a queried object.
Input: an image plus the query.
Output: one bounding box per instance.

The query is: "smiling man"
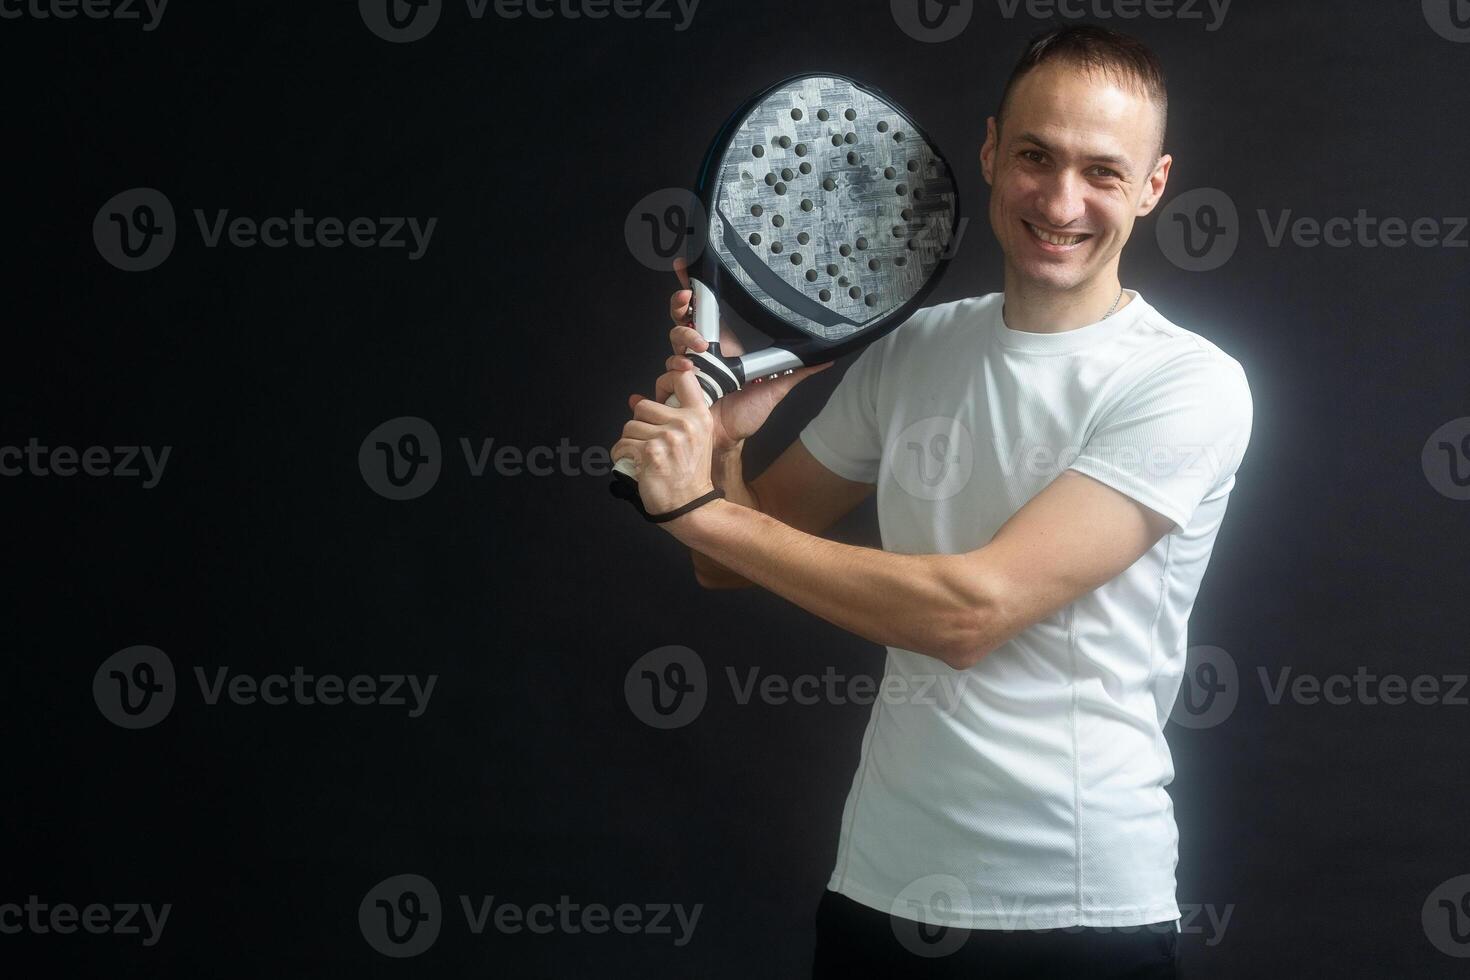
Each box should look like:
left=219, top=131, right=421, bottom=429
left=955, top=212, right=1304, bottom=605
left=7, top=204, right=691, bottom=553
left=613, top=25, right=1252, bottom=978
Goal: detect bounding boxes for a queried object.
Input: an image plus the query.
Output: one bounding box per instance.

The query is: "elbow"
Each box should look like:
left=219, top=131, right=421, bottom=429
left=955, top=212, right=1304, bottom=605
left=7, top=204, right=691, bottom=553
left=909, top=606, right=994, bottom=670
left=691, top=552, right=718, bottom=589
left=691, top=553, right=741, bottom=590
left=932, top=624, right=996, bottom=671
left=693, top=568, right=727, bottom=590
left=926, top=562, right=1005, bottom=670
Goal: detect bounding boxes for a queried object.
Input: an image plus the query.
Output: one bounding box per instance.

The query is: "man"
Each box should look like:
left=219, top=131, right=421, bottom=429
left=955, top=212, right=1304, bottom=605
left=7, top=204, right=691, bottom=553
left=613, top=25, right=1252, bottom=978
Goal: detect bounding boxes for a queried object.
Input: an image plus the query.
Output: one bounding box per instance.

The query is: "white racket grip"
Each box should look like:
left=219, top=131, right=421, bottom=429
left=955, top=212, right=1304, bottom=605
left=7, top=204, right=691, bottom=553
left=691, top=276, right=720, bottom=344
left=611, top=354, right=726, bottom=480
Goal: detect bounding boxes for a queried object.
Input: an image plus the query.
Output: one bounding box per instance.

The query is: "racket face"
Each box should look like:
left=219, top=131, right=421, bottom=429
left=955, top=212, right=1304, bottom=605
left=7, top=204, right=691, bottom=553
left=699, top=74, right=960, bottom=359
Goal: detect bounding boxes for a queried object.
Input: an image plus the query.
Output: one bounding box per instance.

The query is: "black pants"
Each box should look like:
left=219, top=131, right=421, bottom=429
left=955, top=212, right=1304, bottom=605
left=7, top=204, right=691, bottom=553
left=812, top=890, right=1180, bottom=979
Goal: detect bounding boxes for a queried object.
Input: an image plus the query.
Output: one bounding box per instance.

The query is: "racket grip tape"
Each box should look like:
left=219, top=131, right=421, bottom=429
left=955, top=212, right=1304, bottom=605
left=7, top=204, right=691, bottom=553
left=610, top=347, right=743, bottom=505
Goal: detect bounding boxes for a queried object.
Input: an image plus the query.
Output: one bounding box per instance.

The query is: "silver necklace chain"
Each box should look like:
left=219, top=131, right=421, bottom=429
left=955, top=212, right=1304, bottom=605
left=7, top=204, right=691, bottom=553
left=1001, top=287, right=1125, bottom=327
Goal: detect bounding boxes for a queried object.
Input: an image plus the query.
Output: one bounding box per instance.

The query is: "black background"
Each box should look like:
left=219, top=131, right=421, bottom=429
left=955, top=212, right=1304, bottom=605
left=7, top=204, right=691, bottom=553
left=4, top=0, right=1469, bottom=976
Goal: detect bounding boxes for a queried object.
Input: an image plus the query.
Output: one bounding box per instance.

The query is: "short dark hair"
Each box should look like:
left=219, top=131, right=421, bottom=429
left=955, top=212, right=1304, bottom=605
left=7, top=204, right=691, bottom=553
left=996, top=25, right=1168, bottom=159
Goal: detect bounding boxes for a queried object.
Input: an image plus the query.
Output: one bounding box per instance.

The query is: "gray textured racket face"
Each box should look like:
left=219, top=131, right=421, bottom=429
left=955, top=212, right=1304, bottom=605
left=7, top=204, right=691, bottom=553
left=707, top=76, right=959, bottom=343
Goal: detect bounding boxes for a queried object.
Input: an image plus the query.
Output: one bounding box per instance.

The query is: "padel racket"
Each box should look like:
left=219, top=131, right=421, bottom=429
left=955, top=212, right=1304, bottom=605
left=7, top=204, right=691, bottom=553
left=611, top=72, right=961, bottom=504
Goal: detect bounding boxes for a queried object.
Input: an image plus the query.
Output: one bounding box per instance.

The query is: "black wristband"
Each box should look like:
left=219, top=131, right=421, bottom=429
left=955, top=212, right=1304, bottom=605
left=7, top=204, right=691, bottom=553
left=646, top=487, right=725, bottom=523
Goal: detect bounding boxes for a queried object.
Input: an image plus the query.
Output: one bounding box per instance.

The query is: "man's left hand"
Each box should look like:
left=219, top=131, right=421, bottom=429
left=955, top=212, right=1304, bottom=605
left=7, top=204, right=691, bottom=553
left=611, top=367, right=716, bottom=518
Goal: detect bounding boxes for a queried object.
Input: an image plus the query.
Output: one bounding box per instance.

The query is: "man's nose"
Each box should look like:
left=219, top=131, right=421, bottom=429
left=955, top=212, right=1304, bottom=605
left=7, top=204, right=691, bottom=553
left=1032, top=171, right=1087, bottom=229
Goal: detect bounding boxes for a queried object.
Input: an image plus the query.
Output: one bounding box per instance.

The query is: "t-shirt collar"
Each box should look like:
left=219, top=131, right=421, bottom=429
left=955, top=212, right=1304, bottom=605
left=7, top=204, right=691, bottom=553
left=992, top=289, right=1148, bottom=354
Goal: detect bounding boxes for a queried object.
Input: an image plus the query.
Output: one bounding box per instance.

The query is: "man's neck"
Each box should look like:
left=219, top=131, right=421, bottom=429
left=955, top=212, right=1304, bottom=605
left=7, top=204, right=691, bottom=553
left=1000, top=271, right=1132, bottom=334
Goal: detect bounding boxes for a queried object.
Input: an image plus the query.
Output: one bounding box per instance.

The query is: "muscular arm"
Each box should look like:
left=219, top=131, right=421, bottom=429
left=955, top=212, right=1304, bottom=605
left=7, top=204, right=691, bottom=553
left=691, top=438, right=874, bottom=589
left=667, top=469, right=1174, bottom=669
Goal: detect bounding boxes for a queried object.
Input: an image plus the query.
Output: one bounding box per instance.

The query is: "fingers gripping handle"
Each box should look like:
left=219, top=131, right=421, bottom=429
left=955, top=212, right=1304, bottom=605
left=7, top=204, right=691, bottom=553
left=609, top=386, right=702, bottom=480
left=610, top=347, right=738, bottom=484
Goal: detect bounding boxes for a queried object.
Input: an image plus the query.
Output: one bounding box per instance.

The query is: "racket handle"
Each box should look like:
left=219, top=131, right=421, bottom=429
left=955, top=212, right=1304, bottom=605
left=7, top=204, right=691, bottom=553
left=609, top=389, right=697, bottom=482
left=610, top=349, right=735, bottom=513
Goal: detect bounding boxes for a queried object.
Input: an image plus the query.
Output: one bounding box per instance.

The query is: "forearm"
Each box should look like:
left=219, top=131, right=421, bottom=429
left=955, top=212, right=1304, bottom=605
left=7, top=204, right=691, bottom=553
left=688, top=446, right=759, bottom=588
left=667, top=498, right=994, bottom=666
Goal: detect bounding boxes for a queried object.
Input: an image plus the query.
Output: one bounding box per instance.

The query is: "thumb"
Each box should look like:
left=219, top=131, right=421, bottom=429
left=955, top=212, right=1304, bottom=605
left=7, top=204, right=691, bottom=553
left=672, top=256, right=691, bottom=290
left=671, top=362, right=707, bottom=409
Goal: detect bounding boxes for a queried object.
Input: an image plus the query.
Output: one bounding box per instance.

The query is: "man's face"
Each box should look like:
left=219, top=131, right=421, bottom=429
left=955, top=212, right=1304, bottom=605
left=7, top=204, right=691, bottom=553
left=980, top=61, right=1171, bottom=293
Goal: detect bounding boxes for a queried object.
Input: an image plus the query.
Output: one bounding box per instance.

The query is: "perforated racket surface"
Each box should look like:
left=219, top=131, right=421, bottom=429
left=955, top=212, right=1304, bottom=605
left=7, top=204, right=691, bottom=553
left=612, top=73, right=960, bottom=500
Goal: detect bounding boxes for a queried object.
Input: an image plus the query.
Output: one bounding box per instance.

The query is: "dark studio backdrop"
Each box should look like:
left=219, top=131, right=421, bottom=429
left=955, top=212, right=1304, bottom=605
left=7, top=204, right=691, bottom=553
left=3, top=0, right=1468, bottom=976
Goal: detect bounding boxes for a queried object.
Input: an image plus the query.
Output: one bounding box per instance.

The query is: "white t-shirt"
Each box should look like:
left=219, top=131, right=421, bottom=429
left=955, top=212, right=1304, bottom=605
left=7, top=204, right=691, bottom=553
left=799, top=289, right=1253, bottom=930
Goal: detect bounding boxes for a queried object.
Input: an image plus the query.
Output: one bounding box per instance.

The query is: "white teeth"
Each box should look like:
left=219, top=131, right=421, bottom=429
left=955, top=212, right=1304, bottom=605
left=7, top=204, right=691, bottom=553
left=1027, top=222, right=1086, bottom=246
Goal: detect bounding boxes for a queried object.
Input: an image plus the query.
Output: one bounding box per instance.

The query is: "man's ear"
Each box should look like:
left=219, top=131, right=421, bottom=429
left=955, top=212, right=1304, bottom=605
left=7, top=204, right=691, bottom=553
left=980, top=117, right=998, bottom=186
left=1136, top=153, right=1172, bottom=216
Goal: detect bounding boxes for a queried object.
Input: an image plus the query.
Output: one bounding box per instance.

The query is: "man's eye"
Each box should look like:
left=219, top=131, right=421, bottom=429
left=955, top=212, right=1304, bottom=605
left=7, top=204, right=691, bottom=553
left=1020, top=150, right=1045, bottom=163
left=1090, top=167, right=1120, bottom=179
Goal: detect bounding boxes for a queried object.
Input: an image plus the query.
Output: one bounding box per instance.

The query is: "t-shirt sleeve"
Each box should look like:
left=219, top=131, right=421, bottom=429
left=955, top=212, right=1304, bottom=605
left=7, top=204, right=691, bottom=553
left=1066, top=349, right=1253, bottom=532
left=798, top=337, right=888, bottom=484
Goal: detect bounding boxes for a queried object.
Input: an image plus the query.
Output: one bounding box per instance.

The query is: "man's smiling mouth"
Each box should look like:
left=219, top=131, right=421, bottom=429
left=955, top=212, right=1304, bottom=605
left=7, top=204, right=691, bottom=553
left=1024, top=220, right=1092, bottom=247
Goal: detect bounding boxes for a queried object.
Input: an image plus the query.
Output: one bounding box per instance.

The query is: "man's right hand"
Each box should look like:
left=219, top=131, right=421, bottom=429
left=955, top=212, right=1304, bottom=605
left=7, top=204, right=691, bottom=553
left=648, top=259, right=830, bottom=458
